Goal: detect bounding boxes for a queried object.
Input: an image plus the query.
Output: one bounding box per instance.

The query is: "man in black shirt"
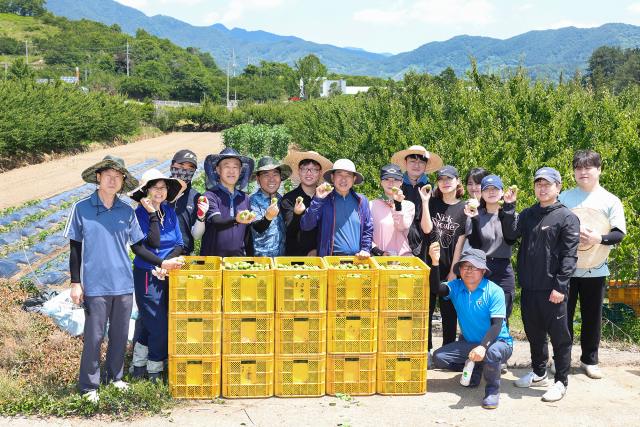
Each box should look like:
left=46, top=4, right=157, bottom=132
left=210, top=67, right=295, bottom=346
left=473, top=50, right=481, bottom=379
left=281, top=151, right=333, bottom=256
left=391, top=145, right=442, bottom=256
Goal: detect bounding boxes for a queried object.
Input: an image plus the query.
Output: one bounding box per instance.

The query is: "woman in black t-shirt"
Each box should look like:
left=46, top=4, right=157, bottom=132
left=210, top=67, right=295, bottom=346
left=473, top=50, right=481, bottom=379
left=419, top=165, right=467, bottom=366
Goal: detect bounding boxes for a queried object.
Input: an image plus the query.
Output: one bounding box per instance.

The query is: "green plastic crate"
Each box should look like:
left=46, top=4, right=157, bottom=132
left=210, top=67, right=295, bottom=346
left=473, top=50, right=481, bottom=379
left=602, top=303, right=636, bottom=325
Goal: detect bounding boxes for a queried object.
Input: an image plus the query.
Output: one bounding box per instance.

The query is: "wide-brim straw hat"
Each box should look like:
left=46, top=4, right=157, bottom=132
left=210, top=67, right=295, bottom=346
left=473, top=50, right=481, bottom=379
left=249, top=156, right=293, bottom=183
left=323, top=159, right=364, bottom=185
left=572, top=207, right=612, bottom=269
left=283, top=151, right=334, bottom=185
left=81, top=155, right=139, bottom=193
left=391, top=145, right=443, bottom=175
left=128, top=169, right=186, bottom=204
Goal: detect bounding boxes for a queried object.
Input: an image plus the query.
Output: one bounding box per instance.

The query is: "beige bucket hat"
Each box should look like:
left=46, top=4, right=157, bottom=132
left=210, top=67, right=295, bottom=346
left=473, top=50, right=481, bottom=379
left=391, top=145, right=443, bottom=175
left=127, top=169, right=186, bottom=204
left=572, top=207, right=612, bottom=269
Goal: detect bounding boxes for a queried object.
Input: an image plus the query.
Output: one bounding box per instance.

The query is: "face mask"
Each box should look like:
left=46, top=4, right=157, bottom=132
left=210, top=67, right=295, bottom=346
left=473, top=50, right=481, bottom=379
left=170, top=166, right=196, bottom=184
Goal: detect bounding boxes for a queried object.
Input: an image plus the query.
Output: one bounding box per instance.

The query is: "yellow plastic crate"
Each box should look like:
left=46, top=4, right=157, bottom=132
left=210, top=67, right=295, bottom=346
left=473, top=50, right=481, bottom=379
left=327, top=311, right=378, bottom=353
left=373, top=256, right=430, bottom=311
left=326, top=353, right=376, bottom=396
left=169, top=313, right=221, bottom=356
left=324, top=256, right=378, bottom=311
left=222, top=354, right=274, bottom=398
left=275, top=312, right=327, bottom=354
left=223, top=312, right=275, bottom=355
left=378, top=311, right=429, bottom=353
left=169, top=258, right=222, bottom=313
left=168, top=355, right=220, bottom=399
left=223, top=257, right=275, bottom=313
left=275, top=257, right=328, bottom=312
left=377, top=352, right=428, bottom=395
left=275, top=353, right=326, bottom=397
left=609, top=280, right=640, bottom=316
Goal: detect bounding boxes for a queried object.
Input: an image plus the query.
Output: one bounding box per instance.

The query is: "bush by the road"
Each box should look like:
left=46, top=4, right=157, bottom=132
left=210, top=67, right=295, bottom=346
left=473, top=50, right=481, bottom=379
left=222, top=123, right=291, bottom=160
left=285, top=64, right=640, bottom=281
left=0, top=80, right=141, bottom=158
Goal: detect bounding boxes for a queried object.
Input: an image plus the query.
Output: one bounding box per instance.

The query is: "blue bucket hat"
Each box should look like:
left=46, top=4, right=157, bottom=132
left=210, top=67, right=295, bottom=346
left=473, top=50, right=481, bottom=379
left=204, top=149, right=255, bottom=192
left=453, top=248, right=492, bottom=277
left=481, top=175, right=504, bottom=192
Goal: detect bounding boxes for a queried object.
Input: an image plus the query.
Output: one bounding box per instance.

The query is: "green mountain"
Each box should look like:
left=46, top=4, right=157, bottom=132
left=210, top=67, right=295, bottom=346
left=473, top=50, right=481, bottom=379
left=43, top=0, right=640, bottom=81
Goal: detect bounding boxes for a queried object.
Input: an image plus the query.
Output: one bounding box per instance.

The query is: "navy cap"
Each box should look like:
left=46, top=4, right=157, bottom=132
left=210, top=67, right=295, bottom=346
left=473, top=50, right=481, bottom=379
left=172, top=149, right=198, bottom=167
left=436, top=165, right=459, bottom=179
left=453, top=248, right=492, bottom=277
left=481, top=175, right=504, bottom=191
left=534, top=167, right=562, bottom=184
left=380, top=164, right=403, bottom=181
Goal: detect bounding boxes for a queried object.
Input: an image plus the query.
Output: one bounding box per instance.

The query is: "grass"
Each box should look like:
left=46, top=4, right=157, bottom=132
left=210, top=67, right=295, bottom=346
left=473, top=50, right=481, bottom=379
left=0, top=13, right=60, bottom=41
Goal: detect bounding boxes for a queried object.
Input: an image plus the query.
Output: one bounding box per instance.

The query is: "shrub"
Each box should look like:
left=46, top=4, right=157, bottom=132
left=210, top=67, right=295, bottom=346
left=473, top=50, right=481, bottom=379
left=222, top=123, right=291, bottom=160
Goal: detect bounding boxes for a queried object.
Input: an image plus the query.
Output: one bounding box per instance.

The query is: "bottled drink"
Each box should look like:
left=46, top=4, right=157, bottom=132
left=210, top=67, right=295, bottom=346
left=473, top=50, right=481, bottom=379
left=460, top=359, right=475, bottom=386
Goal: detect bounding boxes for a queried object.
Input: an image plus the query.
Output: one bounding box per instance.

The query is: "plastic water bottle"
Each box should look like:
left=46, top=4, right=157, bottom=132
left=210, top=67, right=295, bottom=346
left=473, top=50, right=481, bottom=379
left=460, top=359, right=475, bottom=386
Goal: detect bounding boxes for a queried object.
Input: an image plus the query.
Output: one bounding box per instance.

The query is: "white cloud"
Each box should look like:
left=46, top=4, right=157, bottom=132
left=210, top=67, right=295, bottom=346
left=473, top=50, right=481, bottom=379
left=221, top=0, right=284, bottom=23
left=627, top=2, right=640, bottom=13
left=354, top=0, right=495, bottom=26
left=113, top=0, right=147, bottom=8
left=204, top=12, right=219, bottom=24
left=549, top=20, right=599, bottom=29
left=518, top=3, right=533, bottom=11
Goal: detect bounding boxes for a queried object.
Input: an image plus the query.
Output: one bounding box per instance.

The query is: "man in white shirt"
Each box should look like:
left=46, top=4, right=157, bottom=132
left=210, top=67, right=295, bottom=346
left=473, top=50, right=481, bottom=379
left=557, top=150, right=626, bottom=379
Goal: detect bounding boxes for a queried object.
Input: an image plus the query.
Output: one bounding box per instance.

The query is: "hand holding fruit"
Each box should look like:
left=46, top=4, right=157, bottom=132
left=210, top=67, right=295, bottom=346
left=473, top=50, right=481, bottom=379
left=504, top=185, right=518, bottom=204
left=197, top=196, right=209, bottom=220
left=294, top=196, right=306, bottom=214
left=419, top=184, right=432, bottom=204
left=464, top=199, right=479, bottom=218
left=356, top=250, right=370, bottom=260
left=391, top=186, right=405, bottom=203
left=236, top=210, right=256, bottom=224
left=141, top=193, right=155, bottom=213
left=316, top=183, right=333, bottom=199
left=429, top=242, right=440, bottom=264
left=161, top=257, right=185, bottom=271
left=265, top=198, right=280, bottom=221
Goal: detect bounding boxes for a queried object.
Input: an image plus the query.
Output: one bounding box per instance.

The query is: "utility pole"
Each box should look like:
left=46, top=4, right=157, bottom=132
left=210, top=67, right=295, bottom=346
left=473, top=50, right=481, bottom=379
left=25, top=41, right=28, bottom=64
left=233, top=49, right=236, bottom=102
left=126, top=41, right=129, bottom=77
left=85, top=65, right=87, bottom=81
left=226, top=60, right=230, bottom=107
left=4, top=57, right=7, bottom=77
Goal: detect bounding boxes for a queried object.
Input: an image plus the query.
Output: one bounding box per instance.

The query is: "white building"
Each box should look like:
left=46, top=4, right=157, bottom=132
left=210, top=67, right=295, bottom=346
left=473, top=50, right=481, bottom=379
left=320, top=78, right=370, bottom=97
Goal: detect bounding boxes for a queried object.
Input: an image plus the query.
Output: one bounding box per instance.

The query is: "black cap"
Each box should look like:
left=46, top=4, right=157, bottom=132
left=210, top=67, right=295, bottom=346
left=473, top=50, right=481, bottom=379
left=172, top=149, right=198, bottom=167
left=534, top=167, right=562, bottom=184
left=380, top=164, right=403, bottom=181
left=436, top=165, right=459, bottom=179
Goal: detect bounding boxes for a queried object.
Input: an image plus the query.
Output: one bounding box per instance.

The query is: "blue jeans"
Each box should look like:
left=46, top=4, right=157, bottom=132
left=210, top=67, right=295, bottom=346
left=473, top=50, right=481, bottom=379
left=433, top=336, right=512, bottom=368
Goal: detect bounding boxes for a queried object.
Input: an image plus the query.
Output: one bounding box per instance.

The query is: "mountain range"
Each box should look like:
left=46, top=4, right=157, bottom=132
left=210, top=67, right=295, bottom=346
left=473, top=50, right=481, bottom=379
left=45, top=0, right=640, bottom=82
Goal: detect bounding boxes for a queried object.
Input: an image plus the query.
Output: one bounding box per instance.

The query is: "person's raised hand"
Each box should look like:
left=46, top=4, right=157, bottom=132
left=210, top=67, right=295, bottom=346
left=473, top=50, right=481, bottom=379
left=428, top=242, right=440, bottom=265
left=463, top=202, right=479, bottom=218
left=236, top=210, right=256, bottom=224
left=294, top=198, right=306, bottom=214
left=141, top=195, right=155, bottom=213
left=503, top=187, right=518, bottom=204
left=316, top=183, right=333, bottom=199
left=162, top=257, right=185, bottom=270
left=392, top=187, right=405, bottom=203
left=419, top=185, right=432, bottom=204
left=265, top=199, right=280, bottom=221
left=197, top=197, right=209, bottom=220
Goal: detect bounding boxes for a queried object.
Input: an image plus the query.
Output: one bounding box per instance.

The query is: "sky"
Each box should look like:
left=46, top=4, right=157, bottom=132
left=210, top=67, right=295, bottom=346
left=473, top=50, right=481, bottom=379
left=113, top=0, right=640, bottom=54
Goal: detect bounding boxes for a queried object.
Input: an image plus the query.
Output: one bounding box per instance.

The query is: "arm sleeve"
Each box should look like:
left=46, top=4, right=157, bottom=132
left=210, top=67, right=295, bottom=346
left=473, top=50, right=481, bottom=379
left=131, top=239, right=165, bottom=267
left=360, top=195, right=374, bottom=253
left=144, top=212, right=161, bottom=249
left=210, top=215, right=238, bottom=232
left=300, top=196, right=323, bottom=231
left=499, top=202, right=523, bottom=242
left=394, top=200, right=402, bottom=211
left=371, top=246, right=385, bottom=256
left=391, top=201, right=414, bottom=232
left=602, top=228, right=625, bottom=245
left=479, top=318, right=503, bottom=350
left=166, top=245, right=184, bottom=259
left=428, top=264, right=451, bottom=297
left=252, top=217, right=272, bottom=233
left=191, top=218, right=206, bottom=239
left=69, top=239, right=82, bottom=283
left=282, top=195, right=299, bottom=228
left=467, top=216, right=483, bottom=249
left=554, top=213, right=581, bottom=293
left=244, top=225, right=254, bottom=256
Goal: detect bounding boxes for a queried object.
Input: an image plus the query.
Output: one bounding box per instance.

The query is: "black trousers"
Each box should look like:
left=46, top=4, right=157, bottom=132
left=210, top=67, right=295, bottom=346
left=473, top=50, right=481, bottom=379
left=521, top=288, right=572, bottom=386
left=428, top=291, right=458, bottom=351
left=486, top=258, right=516, bottom=327
left=567, top=276, right=607, bottom=365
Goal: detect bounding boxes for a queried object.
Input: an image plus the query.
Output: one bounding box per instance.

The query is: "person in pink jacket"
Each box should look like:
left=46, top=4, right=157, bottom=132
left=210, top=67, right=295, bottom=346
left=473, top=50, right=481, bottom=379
left=370, top=165, right=415, bottom=257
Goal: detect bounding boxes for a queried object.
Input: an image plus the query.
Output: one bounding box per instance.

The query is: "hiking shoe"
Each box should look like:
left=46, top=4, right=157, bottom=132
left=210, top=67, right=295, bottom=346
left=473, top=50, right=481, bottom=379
left=580, top=362, right=603, bottom=379
left=113, top=380, right=130, bottom=390
left=550, top=363, right=556, bottom=375
left=83, top=390, right=99, bottom=403
left=427, top=352, right=434, bottom=370
left=542, top=381, right=567, bottom=402
left=148, top=373, right=162, bottom=384
left=501, top=363, right=507, bottom=374
left=514, top=371, right=548, bottom=388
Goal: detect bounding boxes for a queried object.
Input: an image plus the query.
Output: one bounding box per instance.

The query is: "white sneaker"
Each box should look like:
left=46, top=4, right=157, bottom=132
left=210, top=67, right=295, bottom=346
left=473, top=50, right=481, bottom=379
left=580, top=362, right=603, bottom=379
left=83, top=390, right=99, bottom=403
left=542, top=381, right=567, bottom=402
left=550, top=363, right=556, bottom=375
left=113, top=380, right=130, bottom=390
left=514, top=371, right=549, bottom=388
left=427, top=352, right=434, bottom=370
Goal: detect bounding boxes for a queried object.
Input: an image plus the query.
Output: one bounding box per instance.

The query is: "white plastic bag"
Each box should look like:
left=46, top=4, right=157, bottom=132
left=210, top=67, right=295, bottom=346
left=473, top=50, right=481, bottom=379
left=42, top=289, right=85, bottom=336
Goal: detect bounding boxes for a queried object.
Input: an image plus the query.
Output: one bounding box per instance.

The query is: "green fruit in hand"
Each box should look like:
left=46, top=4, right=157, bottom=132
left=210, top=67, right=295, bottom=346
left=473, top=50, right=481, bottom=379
left=272, top=198, right=278, bottom=204
left=148, top=193, right=153, bottom=199
left=326, top=185, right=331, bottom=191
left=426, top=184, right=432, bottom=191
left=434, top=242, right=440, bottom=247
left=297, top=197, right=303, bottom=202
left=199, top=196, right=205, bottom=202
left=392, top=187, right=398, bottom=192
left=498, top=200, right=504, bottom=206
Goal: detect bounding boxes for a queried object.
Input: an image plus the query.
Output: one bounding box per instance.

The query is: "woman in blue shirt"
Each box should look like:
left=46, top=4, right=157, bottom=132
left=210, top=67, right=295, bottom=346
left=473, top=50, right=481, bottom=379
left=129, top=169, right=186, bottom=383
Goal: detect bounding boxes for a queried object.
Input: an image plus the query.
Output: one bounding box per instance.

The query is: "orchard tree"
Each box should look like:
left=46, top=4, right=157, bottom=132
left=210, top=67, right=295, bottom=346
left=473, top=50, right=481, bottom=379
left=287, top=53, right=327, bottom=99
left=7, top=57, right=35, bottom=81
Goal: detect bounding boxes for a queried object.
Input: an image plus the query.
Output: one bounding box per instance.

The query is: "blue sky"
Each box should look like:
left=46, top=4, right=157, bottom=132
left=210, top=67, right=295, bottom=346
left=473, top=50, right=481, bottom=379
left=113, top=0, right=640, bottom=54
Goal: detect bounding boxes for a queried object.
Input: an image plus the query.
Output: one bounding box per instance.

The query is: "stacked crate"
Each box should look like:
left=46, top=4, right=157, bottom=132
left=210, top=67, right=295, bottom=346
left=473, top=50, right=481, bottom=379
left=221, top=257, right=275, bottom=398
left=324, top=256, right=379, bottom=396
left=168, top=256, right=222, bottom=399
left=375, top=256, right=430, bottom=395
left=274, top=257, right=328, bottom=397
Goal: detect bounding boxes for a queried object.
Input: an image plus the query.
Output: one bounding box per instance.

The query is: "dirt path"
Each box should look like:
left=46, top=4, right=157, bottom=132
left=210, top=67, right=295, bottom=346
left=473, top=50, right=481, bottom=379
left=0, top=132, right=223, bottom=210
